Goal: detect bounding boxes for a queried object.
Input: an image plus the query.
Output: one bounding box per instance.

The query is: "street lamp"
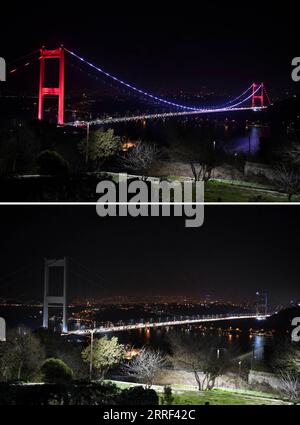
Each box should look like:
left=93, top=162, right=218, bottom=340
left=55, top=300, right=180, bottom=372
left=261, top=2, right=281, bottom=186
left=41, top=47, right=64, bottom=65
left=217, top=347, right=226, bottom=359
left=238, top=360, right=242, bottom=377
left=85, top=122, right=90, bottom=165
left=89, top=322, right=97, bottom=381
left=250, top=346, right=257, bottom=370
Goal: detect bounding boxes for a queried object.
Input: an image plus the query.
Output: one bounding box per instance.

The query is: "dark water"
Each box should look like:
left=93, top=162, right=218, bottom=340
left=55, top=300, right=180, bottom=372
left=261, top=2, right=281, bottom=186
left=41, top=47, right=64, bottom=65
left=0, top=306, right=273, bottom=364
left=227, top=126, right=270, bottom=155
left=104, top=322, right=273, bottom=364
left=108, top=113, right=269, bottom=157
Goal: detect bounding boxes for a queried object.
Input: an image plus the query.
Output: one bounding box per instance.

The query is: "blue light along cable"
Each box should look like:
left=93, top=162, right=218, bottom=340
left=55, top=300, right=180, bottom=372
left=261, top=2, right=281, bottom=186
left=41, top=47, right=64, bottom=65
left=66, top=48, right=259, bottom=112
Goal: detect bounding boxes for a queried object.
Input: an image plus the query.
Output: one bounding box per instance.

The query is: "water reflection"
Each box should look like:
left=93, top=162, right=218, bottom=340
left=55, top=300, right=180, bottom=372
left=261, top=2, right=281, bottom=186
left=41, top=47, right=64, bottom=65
left=227, top=126, right=270, bottom=155
left=114, top=323, right=273, bottom=364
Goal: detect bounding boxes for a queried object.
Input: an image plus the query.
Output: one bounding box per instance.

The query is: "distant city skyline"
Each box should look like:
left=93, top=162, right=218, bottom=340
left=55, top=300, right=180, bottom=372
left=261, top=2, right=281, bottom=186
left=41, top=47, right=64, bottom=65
left=0, top=206, right=299, bottom=305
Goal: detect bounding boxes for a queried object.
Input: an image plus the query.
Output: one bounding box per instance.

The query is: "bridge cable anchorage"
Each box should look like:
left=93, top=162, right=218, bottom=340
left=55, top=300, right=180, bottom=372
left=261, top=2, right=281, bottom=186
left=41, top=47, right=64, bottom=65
left=65, top=48, right=261, bottom=112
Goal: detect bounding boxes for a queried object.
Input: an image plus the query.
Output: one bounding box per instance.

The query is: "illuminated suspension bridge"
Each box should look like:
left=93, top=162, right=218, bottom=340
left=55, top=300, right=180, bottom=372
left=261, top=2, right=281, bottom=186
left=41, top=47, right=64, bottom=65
left=8, top=46, right=272, bottom=126
left=68, top=313, right=270, bottom=336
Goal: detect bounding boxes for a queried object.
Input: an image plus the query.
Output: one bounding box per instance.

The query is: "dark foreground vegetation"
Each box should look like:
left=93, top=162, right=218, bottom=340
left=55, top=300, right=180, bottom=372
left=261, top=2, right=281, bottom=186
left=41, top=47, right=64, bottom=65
left=0, top=382, right=158, bottom=405
left=1, top=98, right=300, bottom=201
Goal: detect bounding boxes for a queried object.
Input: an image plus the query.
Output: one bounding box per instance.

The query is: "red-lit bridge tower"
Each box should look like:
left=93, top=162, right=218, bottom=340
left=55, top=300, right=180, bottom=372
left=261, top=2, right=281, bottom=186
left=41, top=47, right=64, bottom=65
left=252, top=82, right=264, bottom=108
left=38, top=46, right=64, bottom=125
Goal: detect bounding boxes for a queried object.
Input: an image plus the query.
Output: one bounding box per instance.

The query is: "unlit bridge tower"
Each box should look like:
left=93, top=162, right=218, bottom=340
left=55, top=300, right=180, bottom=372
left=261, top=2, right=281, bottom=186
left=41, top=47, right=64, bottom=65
left=43, top=257, right=68, bottom=333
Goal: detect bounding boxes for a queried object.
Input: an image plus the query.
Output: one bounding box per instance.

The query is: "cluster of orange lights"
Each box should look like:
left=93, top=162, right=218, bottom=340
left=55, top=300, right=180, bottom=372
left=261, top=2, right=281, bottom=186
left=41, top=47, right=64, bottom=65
left=121, top=140, right=137, bottom=151
left=124, top=347, right=141, bottom=360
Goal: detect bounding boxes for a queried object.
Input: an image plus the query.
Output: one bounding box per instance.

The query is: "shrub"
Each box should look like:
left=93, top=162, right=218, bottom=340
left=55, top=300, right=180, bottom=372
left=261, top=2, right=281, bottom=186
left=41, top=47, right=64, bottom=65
left=41, top=358, right=74, bottom=384
left=119, top=386, right=159, bottom=405
left=37, top=150, right=70, bottom=176
left=0, top=382, right=121, bottom=405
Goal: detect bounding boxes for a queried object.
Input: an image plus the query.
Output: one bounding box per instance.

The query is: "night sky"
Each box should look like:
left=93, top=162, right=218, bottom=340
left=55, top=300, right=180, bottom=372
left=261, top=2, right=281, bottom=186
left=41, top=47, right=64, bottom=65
left=1, top=4, right=300, bottom=305
left=0, top=206, right=299, bottom=304
left=1, top=3, right=299, bottom=94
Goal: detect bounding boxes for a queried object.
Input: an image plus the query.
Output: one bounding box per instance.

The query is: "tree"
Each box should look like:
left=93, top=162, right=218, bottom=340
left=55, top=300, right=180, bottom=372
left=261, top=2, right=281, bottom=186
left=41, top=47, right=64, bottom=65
left=0, top=327, right=45, bottom=382
left=122, top=347, right=166, bottom=388
left=37, top=150, right=70, bottom=176
left=41, top=358, right=74, bottom=384
left=190, top=160, right=215, bottom=182
left=169, top=335, right=233, bottom=391
left=78, top=128, right=121, bottom=169
left=169, top=137, right=221, bottom=182
left=272, top=341, right=300, bottom=377
left=56, top=348, right=88, bottom=380
left=0, top=123, right=40, bottom=175
left=119, top=141, right=160, bottom=179
left=34, top=328, right=88, bottom=380
left=189, top=141, right=221, bottom=182
left=273, top=163, right=300, bottom=201
left=163, top=385, right=174, bottom=405
left=278, top=372, right=300, bottom=403
left=119, top=386, right=159, bottom=405
left=81, top=336, right=124, bottom=380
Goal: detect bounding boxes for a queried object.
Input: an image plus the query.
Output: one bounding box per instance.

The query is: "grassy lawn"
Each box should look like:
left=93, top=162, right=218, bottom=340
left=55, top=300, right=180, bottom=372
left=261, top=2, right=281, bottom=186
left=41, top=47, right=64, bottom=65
left=149, top=173, right=299, bottom=202
left=204, top=180, right=295, bottom=202
left=108, top=380, right=287, bottom=405
left=171, top=389, right=286, bottom=405
left=104, top=172, right=298, bottom=202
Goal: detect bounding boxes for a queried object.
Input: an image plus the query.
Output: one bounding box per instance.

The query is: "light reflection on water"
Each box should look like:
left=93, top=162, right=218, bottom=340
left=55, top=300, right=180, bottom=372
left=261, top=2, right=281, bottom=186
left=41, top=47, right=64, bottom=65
left=114, top=324, right=273, bottom=363
left=227, top=126, right=270, bottom=155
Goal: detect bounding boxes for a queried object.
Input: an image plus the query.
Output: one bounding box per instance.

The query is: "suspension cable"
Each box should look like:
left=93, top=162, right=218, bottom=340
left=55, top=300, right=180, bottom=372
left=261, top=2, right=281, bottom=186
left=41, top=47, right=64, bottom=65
left=65, top=48, right=257, bottom=111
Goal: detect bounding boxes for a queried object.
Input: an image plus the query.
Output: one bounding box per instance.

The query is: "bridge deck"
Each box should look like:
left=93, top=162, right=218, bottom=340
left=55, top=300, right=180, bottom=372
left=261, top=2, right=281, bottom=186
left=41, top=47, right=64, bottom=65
left=68, top=314, right=269, bottom=336
left=65, top=106, right=266, bottom=127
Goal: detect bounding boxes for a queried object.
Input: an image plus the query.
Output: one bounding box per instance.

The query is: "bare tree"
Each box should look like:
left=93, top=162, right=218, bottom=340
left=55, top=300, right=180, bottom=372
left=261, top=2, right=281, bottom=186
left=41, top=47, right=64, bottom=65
left=122, top=347, right=166, bottom=388
left=279, top=372, right=300, bottom=404
left=273, top=163, right=300, bottom=201
left=189, top=140, right=221, bottom=182
left=169, top=334, right=233, bottom=391
left=119, top=141, right=160, bottom=179
left=190, top=160, right=215, bottom=182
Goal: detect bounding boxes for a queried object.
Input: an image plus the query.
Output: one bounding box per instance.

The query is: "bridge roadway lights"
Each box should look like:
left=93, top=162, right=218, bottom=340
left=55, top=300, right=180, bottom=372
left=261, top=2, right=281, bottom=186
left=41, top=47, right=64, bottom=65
left=68, top=314, right=270, bottom=336
left=65, top=106, right=267, bottom=128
